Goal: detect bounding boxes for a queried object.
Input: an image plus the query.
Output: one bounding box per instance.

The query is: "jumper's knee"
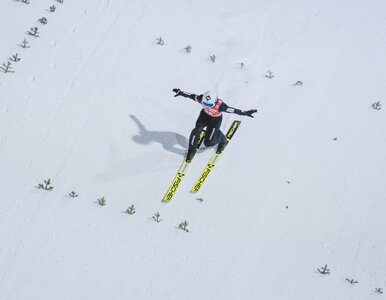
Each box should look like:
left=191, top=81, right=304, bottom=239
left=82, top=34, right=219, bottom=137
left=203, top=138, right=215, bottom=147
left=203, top=128, right=216, bottom=147
left=189, top=128, right=203, bottom=148
left=204, top=129, right=225, bottom=147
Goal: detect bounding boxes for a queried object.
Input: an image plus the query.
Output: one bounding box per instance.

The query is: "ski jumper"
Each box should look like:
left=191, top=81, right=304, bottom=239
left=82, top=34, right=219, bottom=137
left=178, top=91, right=248, bottom=154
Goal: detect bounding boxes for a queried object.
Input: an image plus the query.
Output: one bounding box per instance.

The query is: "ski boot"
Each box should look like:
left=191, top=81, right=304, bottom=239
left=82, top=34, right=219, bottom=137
left=216, top=141, right=228, bottom=154
left=186, top=149, right=196, bottom=163
left=186, top=129, right=206, bottom=162
left=215, top=131, right=227, bottom=154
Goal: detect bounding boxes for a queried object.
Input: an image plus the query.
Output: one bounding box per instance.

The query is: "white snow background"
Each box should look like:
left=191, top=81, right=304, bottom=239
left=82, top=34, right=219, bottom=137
left=0, top=0, right=385, bottom=299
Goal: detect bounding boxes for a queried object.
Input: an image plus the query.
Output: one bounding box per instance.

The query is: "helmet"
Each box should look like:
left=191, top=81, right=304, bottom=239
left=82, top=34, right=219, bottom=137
left=202, top=91, right=218, bottom=108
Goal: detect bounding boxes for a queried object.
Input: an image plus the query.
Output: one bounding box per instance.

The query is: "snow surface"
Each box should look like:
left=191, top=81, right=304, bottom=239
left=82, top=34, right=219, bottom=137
left=1, top=0, right=386, bottom=299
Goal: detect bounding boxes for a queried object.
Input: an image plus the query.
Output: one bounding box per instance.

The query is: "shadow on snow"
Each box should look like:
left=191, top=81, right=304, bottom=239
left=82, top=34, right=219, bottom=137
left=130, top=115, right=188, bottom=155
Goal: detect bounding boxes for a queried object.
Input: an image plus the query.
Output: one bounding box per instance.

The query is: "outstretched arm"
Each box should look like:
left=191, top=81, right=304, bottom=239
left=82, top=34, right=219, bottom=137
left=172, top=88, right=203, bottom=102
left=220, top=103, right=257, bottom=118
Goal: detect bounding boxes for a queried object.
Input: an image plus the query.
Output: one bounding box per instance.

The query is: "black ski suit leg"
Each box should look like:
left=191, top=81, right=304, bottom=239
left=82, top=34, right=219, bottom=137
left=203, top=115, right=226, bottom=147
left=188, top=125, right=205, bottom=152
left=187, top=111, right=207, bottom=158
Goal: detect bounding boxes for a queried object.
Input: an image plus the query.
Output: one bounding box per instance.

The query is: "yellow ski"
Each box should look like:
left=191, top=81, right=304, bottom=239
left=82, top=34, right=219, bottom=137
left=162, top=130, right=206, bottom=203
left=190, top=120, right=241, bottom=193
left=162, top=160, right=191, bottom=202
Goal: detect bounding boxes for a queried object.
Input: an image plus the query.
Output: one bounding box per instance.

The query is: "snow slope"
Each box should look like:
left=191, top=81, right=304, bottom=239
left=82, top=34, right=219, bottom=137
left=1, top=0, right=385, bottom=299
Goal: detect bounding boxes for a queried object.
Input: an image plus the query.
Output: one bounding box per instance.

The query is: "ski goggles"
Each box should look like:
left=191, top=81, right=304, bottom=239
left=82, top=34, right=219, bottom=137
left=203, top=101, right=215, bottom=108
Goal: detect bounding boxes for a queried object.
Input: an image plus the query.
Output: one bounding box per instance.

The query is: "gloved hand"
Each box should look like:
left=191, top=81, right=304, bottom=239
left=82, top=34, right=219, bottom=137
left=172, top=88, right=183, bottom=97
left=244, top=109, right=257, bottom=118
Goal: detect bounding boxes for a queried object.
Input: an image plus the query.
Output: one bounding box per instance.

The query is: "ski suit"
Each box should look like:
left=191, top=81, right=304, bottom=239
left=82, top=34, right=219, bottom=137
left=177, top=91, right=251, bottom=154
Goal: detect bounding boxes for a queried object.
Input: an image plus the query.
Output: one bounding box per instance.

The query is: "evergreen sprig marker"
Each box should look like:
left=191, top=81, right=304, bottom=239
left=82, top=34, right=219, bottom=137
left=346, top=278, right=358, bottom=285
left=27, top=27, right=39, bottom=38
left=68, top=191, right=78, bottom=198
left=39, top=17, right=48, bottom=25
left=9, top=54, right=21, bottom=62
left=97, top=197, right=106, bottom=206
left=156, top=37, right=164, bottom=45
left=125, top=205, right=136, bottom=215
left=20, top=39, right=30, bottom=48
left=0, top=62, right=15, bottom=73
left=178, top=221, right=189, bottom=232
left=152, top=212, right=162, bottom=222
left=37, top=179, right=54, bottom=191
left=372, top=101, right=381, bottom=110
left=317, top=265, right=330, bottom=275
left=265, top=69, right=274, bottom=79
left=184, top=45, right=192, bottom=53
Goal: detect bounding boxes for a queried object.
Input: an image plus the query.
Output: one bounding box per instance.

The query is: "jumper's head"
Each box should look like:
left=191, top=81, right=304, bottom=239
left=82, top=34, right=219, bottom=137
left=202, top=91, right=218, bottom=108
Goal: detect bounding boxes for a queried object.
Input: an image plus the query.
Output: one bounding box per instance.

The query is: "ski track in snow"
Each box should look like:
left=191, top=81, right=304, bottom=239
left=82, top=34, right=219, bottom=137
left=22, top=9, right=120, bottom=176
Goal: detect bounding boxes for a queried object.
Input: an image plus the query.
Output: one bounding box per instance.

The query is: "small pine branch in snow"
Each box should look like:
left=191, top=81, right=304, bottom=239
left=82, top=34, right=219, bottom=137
left=37, top=179, right=54, bottom=191
left=292, top=80, right=303, bottom=86
left=27, top=27, right=39, bottom=38
left=346, top=278, right=358, bottom=285
left=17, top=0, right=30, bottom=4
left=156, top=37, right=164, bottom=45
left=209, top=54, right=216, bottom=63
left=38, top=17, right=48, bottom=25
left=9, top=53, right=21, bottom=62
left=265, top=69, right=274, bottom=79
left=125, top=205, right=136, bottom=215
left=196, top=197, right=203, bottom=202
left=97, top=197, right=106, bottom=206
left=240, top=62, right=245, bottom=69
left=152, top=212, right=162, bottom=222
left=68, top=191, right=78, bottom=198
left=184, top=45, right=192, bottom=53
left=375, top=288, right=383, bottom=294
left=20, top=38, right=30, bottom=48
left=178, top=221, right=189, bottom=232
left=49, top=5, right=57, bottom=12
left=372, top=101, right=381, bottom=110
left=0, top=62, right=15, bottom=73
left=56, top=0, right=64, bottom=3
left=317, top=264, right=330, bottom=275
